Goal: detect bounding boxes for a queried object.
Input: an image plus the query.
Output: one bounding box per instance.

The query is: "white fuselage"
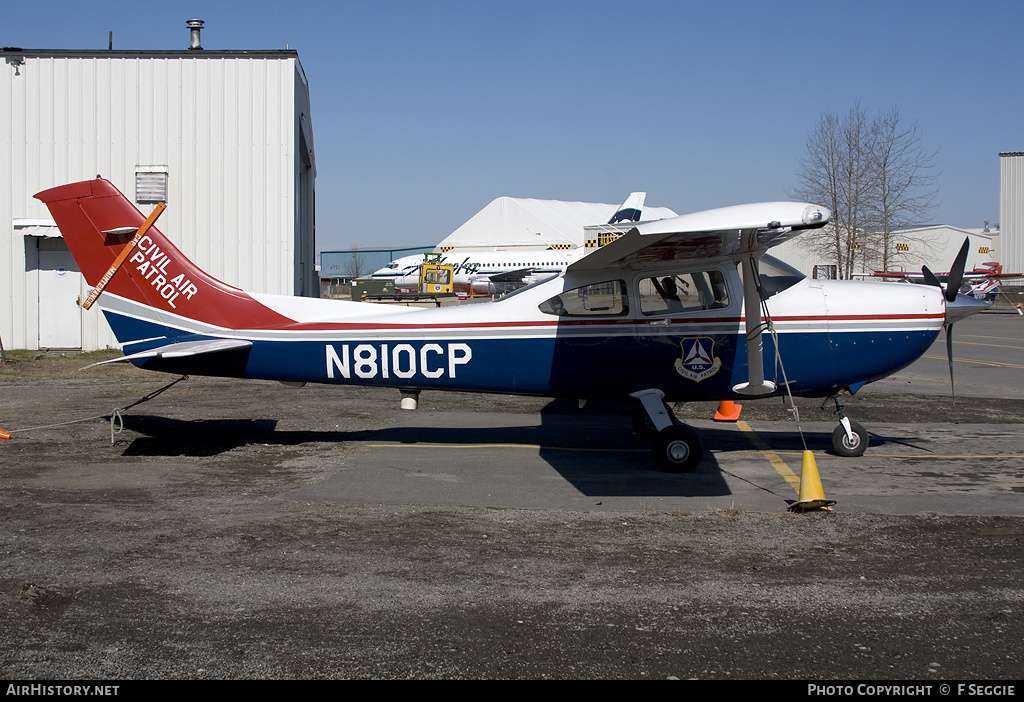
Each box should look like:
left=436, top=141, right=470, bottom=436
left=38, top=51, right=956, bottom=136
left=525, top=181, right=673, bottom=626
left=371, top=249, right=588, bottom=290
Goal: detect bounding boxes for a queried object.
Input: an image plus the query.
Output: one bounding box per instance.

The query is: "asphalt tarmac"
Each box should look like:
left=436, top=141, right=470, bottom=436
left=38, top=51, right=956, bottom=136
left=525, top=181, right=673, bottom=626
left=0, top=309, right=1022, bottom=679
left=286, top=309, right=1024, bottom=516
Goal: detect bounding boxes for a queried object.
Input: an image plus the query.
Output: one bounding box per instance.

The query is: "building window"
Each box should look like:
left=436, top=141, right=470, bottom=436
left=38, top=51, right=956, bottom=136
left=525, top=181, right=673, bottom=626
left=136, top=169, right=168, bottom=204
left=813, top=265, right=838, bottom=280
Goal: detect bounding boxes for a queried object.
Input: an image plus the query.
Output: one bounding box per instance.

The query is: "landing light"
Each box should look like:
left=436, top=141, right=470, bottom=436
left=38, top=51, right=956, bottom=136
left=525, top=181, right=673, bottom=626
left=802, top=206, right=828, bottom=226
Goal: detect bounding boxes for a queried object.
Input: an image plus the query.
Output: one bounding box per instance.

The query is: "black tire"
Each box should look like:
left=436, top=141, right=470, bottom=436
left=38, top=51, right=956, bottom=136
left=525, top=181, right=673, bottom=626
left=831, top=421, right=868, bottom=457
left=651, top=424, right=703, bottom=472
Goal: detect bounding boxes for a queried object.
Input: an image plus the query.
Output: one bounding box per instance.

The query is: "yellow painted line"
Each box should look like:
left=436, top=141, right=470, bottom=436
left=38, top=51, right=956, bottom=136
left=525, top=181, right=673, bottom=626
left=366, top=442, right=646, bottom=453
left=963, top=334, right=1024, bottom=342
left=735, top=420, right=800, bottom=493
left=953, top=339, right=1024, bottom=350
left=769, top=451, right=1024, bottom=460
left=923, top=354, right=1024, bottom=369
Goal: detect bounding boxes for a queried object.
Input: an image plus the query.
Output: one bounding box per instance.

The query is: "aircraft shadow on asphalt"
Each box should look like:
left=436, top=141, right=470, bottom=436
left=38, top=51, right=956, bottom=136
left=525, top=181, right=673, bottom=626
left=117, top=416, right=364, bottom=456
left=114, top=397, right=909, bottom=499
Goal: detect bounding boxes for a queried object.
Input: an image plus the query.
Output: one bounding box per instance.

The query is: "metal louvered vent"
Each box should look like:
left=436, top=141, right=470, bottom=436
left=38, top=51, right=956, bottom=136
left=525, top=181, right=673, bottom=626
left=136, top=171, right=168, bottom=204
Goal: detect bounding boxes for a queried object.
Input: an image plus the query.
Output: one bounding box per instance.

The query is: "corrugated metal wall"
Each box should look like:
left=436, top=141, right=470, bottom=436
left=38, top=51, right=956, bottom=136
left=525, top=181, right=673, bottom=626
left=1001, top=153, right=1024, bottom=276
left=1, top=50, right=314, bottom=350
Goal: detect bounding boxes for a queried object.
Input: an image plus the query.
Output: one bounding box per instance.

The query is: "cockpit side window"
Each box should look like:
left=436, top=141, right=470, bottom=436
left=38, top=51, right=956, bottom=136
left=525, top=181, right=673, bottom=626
left=638, top=270, right=730, bottom=315
left=539, top=280, right=628, bottom=316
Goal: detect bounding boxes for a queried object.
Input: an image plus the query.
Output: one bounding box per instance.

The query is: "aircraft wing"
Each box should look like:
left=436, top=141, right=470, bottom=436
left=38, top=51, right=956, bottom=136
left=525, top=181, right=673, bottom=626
left=486, top=268, right=534, bottom=283
left=86, top=338, right=253, bottom=367
left=967, top=271, right=1024, bottom=280
left=567, top=202, right=829, bottom=273
left=873, top=271, right=925, bottom=281
left=873, top=271, right=918, bottom=278
left=873, top=271, right=1024, bottom=282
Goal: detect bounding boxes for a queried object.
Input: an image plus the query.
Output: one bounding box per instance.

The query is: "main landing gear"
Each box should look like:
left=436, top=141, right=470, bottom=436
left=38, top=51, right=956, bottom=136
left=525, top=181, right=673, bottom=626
left=630, top=389, right=704, bottom=473
left=631, top=390, right=870, bottom=471
left=824, top=395, right=868, bottom=457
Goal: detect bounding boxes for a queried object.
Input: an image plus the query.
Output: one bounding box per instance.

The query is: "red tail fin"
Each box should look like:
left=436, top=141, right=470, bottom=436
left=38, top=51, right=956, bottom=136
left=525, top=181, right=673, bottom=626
left=34, top=178, right=292, bottom=330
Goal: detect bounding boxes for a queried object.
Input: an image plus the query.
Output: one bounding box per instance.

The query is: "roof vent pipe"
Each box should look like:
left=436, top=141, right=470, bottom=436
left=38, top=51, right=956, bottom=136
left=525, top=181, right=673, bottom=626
left=186, top=19, right=204, bottom=50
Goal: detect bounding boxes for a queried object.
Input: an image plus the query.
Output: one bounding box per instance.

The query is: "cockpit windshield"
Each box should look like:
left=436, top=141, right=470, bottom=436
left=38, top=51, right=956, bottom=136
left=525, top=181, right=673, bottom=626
left=757, top=254, right=805, bottom=298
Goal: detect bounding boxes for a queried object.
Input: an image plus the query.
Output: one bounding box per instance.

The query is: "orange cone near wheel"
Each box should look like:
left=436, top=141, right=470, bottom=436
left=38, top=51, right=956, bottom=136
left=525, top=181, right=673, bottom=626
left=713, top=400, right=741, bottom=421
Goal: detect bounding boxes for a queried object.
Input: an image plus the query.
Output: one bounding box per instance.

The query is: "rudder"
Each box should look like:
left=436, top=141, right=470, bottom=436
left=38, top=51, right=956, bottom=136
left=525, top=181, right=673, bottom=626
left=34, top=177, right=293, bottom=337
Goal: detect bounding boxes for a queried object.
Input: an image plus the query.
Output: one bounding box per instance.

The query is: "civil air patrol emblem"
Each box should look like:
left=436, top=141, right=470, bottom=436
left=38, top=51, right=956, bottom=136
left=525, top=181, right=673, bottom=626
left=674, top=337, right=722, bottom=382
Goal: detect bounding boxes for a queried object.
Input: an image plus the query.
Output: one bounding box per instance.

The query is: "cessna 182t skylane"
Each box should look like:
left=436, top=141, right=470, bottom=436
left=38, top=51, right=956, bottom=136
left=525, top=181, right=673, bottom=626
left=35, top=178, right=987, bottom=471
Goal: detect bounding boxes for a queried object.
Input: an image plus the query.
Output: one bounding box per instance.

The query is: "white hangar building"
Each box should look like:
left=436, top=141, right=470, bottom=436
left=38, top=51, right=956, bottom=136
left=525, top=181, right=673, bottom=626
left=435, top=195, right=678, bottom=251
left=769, top=224, right=999, bottom=279
left=1001, top=152, right=1024, bottom=276
left=1, top=25, right=315, bottom=351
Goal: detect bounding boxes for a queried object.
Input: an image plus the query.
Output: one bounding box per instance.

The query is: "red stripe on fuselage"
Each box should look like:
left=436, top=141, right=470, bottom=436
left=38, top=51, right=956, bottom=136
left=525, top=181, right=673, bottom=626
left=262, top=312, right=944, bottom=333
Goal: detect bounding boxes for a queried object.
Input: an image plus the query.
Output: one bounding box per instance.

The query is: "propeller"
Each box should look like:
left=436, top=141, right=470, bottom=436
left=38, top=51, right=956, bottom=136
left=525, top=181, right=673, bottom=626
left=943, top=238, right=970, bottom=303
left=920, top=238, right=972, bottom=407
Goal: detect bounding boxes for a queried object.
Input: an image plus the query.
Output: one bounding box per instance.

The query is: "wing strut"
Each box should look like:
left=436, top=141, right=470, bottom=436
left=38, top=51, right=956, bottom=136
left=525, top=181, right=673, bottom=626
left=733, top=254, right=777, bottom=396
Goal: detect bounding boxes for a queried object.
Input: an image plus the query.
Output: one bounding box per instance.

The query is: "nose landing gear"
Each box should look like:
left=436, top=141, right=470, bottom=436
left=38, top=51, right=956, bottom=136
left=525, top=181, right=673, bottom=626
left=825, top=395, right=868, bottom=457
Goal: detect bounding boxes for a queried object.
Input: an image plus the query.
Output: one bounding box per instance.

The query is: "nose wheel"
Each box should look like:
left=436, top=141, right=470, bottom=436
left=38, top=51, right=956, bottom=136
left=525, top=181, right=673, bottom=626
left=825, top=395, right=868, bottom=457
left=831, top=421, right=867, bottom=456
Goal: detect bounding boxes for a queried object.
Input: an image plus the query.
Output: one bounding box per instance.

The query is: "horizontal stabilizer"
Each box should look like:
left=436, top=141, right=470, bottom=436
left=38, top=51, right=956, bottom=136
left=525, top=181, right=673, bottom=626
left=85, top=339, right=253, bottom=367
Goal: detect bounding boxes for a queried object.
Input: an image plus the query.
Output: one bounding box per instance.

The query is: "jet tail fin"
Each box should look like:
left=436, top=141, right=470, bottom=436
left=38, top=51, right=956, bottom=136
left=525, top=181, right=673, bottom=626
left=608, top=192, right=647, bottom=224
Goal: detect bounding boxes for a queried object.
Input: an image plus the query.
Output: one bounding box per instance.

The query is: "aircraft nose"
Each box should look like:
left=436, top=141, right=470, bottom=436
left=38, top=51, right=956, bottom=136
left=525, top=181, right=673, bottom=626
left=945, top=292, right=989, bottom=325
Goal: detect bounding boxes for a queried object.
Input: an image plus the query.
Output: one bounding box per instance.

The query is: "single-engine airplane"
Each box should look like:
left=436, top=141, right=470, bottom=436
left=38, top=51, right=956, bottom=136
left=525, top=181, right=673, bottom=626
left=874, top=261, right=1024, bottom=301
left=35, top=178, right=988, bottom=471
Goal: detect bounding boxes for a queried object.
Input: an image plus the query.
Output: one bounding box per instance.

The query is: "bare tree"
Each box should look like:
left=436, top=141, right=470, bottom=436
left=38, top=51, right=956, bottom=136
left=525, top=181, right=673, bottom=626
left=793, top=104, right=939, bottom=277
left=863, top=108, right=940, bottom=271
left=345, top=246, right=366, bottom=279
left=792, top=103, right=873, bottom=279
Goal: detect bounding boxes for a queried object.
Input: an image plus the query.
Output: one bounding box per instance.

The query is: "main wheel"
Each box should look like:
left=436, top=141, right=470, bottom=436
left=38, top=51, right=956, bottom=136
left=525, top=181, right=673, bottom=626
left=651, top=424, right=703, bottom=472
left=831, top=421, right=868, bottom=457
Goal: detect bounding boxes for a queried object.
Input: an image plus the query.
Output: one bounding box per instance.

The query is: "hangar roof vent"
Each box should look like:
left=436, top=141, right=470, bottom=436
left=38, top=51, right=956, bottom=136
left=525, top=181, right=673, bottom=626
left=186, top=19, right=204, bottom=50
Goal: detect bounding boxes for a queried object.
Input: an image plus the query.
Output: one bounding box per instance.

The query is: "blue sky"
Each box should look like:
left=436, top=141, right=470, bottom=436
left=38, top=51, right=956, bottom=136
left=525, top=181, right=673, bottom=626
left=7, top=0, right=1022, bottom=253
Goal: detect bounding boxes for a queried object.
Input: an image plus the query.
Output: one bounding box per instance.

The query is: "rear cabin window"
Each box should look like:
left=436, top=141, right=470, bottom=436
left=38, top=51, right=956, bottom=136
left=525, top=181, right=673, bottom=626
left=638, top=270, right=729, bottom=315
left=539, top=280, right=628, bottom=316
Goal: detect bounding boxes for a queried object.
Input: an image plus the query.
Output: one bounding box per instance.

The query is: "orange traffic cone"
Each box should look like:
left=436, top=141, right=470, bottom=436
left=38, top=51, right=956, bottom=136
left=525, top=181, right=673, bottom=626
left=788, top=451, right=836, bottom=512
left=0, top=430, right=10, bottom=440
left=713, top=400, right=742, bottom=421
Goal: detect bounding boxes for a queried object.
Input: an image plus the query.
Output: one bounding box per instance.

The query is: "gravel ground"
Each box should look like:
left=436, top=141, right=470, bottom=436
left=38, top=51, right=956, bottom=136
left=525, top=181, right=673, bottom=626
left=1, top=353, right=1022, bottom=680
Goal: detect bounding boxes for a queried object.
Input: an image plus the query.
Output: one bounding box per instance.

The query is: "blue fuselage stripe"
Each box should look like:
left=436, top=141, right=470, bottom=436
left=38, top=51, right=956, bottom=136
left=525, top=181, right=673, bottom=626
left=106, top=310, right=939, bottom=400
